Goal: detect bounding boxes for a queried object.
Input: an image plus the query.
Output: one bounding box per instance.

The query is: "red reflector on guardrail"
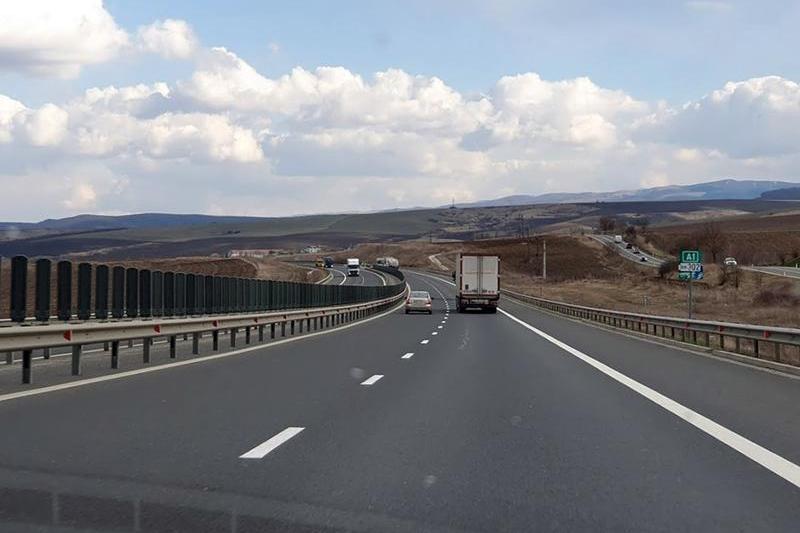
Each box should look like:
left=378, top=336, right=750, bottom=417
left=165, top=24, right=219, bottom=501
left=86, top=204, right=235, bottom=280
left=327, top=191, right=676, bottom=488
left=153, top=325, right=161, bottom=333
left=63, top=330, right=72, bottom=341
left=764, top=331, right=771, bottom=338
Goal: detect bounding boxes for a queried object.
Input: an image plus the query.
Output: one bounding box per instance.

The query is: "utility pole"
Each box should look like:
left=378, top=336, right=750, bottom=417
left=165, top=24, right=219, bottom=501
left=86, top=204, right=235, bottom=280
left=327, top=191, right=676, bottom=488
left=542, top=240, right=547, bottom=281
left=688, top=276, right=693, bottom=319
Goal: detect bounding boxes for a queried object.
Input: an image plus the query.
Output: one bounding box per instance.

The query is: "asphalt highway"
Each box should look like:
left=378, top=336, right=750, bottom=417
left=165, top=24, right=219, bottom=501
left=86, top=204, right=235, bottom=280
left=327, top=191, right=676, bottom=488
left=591, top=234, right=665, bottom=267
left=742, top=265, right=800, bottom=280
left=1, top=271, right=799, bottom=531
left=325, top=264, right=390, bottom=286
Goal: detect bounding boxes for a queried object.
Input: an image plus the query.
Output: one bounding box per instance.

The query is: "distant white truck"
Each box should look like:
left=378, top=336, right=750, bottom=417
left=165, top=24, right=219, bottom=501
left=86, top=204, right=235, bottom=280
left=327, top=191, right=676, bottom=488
left=346, top=258, right=360, bottom=276
left=455, top=253, right=500, bottom=313
left=614, top=235, right=623, bottom=244
left=376, top=256, right=399, bottom=268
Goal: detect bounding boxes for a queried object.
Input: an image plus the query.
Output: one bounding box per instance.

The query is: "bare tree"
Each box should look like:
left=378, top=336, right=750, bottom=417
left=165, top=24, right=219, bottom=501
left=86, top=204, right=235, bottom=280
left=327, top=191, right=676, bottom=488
left=700, top=222, right=727, bottom=263
left=598, top=216, right=616, bottom=232
left=658, top=259, right=678, bottom=279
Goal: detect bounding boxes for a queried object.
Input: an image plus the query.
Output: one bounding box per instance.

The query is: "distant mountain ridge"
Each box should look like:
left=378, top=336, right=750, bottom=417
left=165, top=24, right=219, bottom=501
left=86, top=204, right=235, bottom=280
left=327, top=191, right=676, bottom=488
left=456, top=179, right=799, bottom=208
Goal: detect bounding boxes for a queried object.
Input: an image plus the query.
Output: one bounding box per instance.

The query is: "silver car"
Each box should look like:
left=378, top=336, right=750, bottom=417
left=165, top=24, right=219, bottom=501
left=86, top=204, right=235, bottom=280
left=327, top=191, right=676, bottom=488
left=405, top=290, right=432, bottom=314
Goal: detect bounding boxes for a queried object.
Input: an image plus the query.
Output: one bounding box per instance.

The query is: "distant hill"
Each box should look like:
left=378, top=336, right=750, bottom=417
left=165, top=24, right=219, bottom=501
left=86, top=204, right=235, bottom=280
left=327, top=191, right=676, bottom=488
left=760, top=187, right=800, bottom=200
left=32, top=213, right=272, bottom=231
left=457, top=179, right=799, bottom=208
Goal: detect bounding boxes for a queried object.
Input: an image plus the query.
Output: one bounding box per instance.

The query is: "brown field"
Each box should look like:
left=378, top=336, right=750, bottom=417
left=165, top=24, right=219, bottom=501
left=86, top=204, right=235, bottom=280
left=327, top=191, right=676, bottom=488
left=646, top=212, right=800, bottom=265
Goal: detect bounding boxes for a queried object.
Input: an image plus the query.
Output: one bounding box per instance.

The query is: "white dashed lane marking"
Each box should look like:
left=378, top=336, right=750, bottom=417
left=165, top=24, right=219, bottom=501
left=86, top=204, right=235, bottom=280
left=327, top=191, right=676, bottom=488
left=420, top=340, right=429, bottom=345
left=240, top=427, right=305, bottom=459
left=402, top=352, right=414, bottom=359
left=361, top=374, right=384, bottom=386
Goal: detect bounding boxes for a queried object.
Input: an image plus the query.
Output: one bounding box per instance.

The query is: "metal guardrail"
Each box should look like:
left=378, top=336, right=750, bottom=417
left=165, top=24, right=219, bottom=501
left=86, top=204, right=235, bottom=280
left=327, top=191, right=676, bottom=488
left=502, top=288, right=800, bottom=368
left=370, top=265, right=405, bottom=282
left=2, top=288, right=408, bottom=385
left=0, top=255, right=405, bottom=324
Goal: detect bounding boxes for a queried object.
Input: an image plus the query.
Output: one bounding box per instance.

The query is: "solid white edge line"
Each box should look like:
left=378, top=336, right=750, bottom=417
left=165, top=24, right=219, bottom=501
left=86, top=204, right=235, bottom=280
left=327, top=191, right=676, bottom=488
left=497, top=307, right=800, bottom=489
left=240, top=427, right=305, bottom=459
left=361, top=374, right=383, bottom=386
left=401, top=352, right=414, bottom=359
left=412, top=269, right=800, bottom=487
left=0, top=299, right=406, bottom=404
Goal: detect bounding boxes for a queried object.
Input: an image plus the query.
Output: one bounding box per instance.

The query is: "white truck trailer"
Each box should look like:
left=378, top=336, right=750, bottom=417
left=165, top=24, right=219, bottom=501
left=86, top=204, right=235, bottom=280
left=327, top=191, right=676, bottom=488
left=455, top=253, right=500, bottom=313
left=346, top=258, right=360, bottom=276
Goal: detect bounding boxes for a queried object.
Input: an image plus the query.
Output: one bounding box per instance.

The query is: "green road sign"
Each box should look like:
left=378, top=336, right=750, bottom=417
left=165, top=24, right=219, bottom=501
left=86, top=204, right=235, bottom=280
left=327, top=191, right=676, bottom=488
left=679, top=271, right=704, bottom=281
left=680, top=250, right=702, bottom=263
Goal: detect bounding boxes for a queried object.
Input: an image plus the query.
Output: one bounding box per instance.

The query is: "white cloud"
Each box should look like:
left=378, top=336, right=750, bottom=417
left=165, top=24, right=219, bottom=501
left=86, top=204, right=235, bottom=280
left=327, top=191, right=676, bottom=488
left=0, top=0, right=129, bottom=78
left=641, top=76, right=800, bottom=158
left=19, top=103, right=69, bottom=146
left=0, top=95, right=26, bottom=142
left=2, top=43, right=800, bottom=219
left=137, top=19, right=198, bottom=60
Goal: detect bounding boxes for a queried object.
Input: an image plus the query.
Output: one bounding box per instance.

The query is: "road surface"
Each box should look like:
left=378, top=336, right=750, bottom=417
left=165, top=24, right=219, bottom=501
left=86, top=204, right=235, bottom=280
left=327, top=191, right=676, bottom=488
left=591, top=234, right=666, bottom=267
left=1, top=271, right=799, bottom=531
left=742, top=265, right=800, bottom=280
left=325, top=264, right=390, bottom=286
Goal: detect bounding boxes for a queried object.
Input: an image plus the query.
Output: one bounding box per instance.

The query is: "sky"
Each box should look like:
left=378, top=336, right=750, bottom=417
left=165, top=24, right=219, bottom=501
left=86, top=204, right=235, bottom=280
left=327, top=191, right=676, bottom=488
left=1, top=0, right=799, bottom=221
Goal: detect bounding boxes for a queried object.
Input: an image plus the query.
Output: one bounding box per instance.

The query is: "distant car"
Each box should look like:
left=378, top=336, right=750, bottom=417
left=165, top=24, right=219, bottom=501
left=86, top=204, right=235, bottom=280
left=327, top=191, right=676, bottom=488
left=640, top=256, right=648, bottom=262
left=632, top=246, right=641, bottom=255
left=314, top=258, right=324, bottom=267
left=405, top=291, right=432, bottom=314
left=724, top=257, right=738, bottom=267
left=323, top=257, right=334, bottom=268
left=625, top=243, right=633, bottom=249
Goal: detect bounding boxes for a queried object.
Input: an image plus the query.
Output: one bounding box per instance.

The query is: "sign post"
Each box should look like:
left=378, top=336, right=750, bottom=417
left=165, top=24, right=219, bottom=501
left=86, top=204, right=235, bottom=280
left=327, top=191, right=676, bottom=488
left=679, top=250, right=703, bottom=318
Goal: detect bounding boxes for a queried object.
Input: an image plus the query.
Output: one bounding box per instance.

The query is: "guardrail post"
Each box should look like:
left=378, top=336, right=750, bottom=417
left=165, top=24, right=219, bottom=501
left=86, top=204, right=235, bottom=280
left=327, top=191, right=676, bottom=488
left=230, top=328, right=237, bottom=347
left=10, top=255, right=28, bottom=323
left=298, top=320, right=303, bottom=333
left=111, top=341, right=119, bottom=369
left=186, top=274, right=196, bottom=316
left=111, top=267, right=124, bottom=319
left=71, top=345, right=82, bottom=375
left=95, top=265, right=109, bottom=320
left=290, top=320, right=295, bottom=335
left=42, top=347, right=50, bottom=360
left=170, top=336, right=177, bottom=358
left=143, top=338, right=151, bottom=364
left=56, top=260, right=73, bottom=321
left=125, top=268, right=138, bottom=318
left=175, top=273, right=186, bottom=316
left=152, top=271, right=163, bottom=317
left=5, top=352, right=12, bottom=365
left=271, top=323, right=276, bottom=339
left=192, top=333, right=200, bottom=354
left=164, top=272, right=175, bottom=316
left=22, top=349, right=33, bottom=383
left=258, top=325, right=265, bottom=341
left=77, top=263, right=92, bottom=320
left=245, top=327, right=251, bottom=344
left=205, top=275, right=214, bottom=314
left=139, top=270, right=152, bottom=318
left=34, top=258, right=51, bottom=322
left=754, top=339, right=760, bottom=358
left=734, top=336, right=741, bottom=353
left=212, top=330, right=219, bottom=351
